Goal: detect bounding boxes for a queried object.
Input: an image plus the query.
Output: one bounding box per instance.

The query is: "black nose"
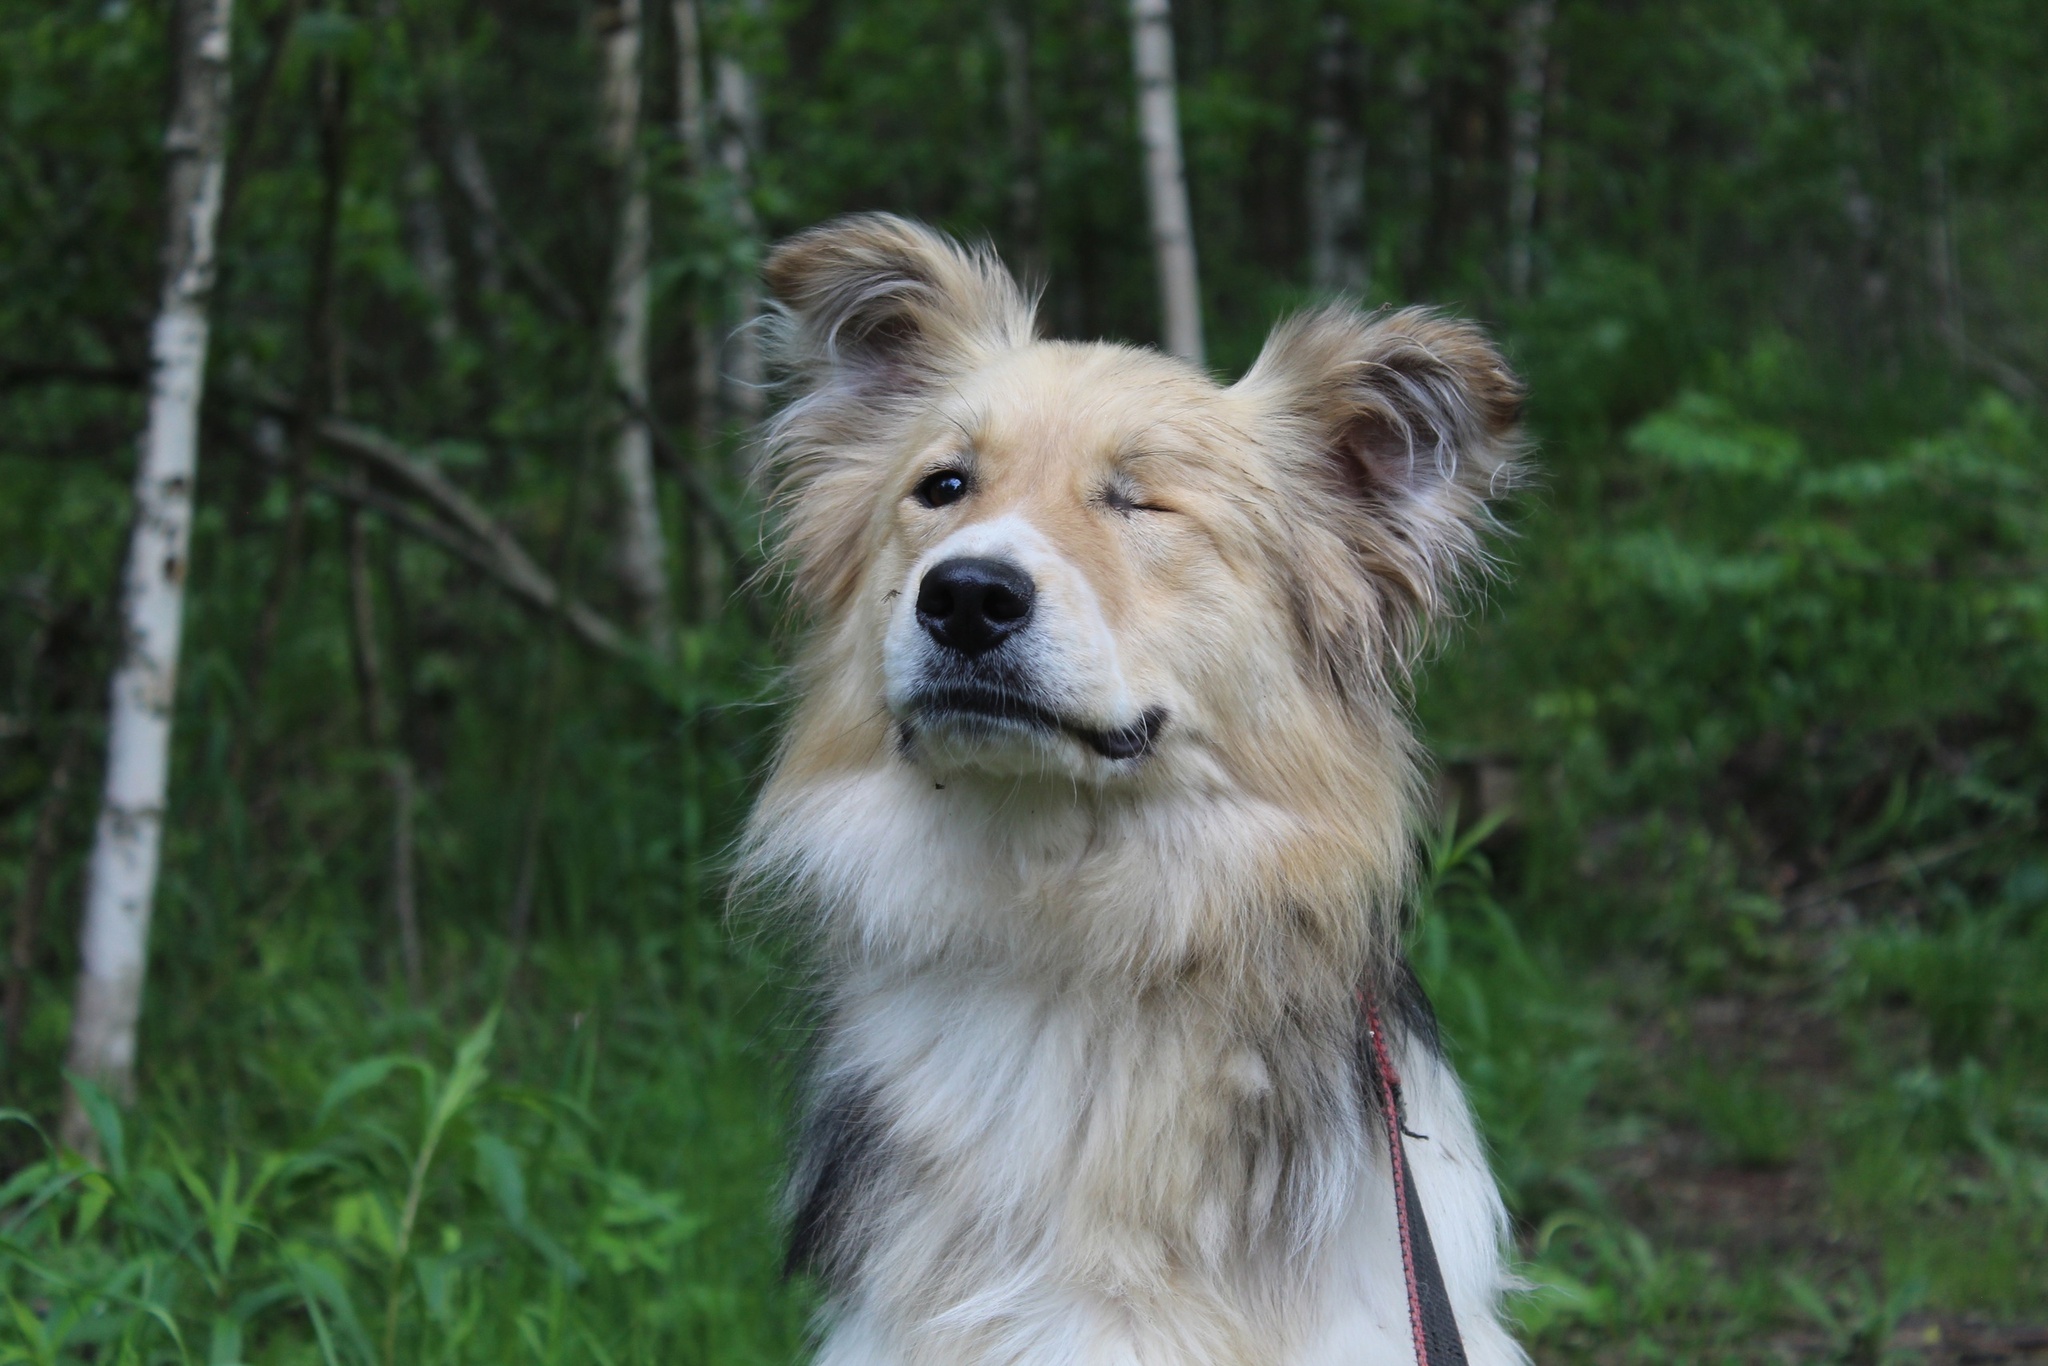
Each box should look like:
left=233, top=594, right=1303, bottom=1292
left=916, top=557, right=1036, bottom=656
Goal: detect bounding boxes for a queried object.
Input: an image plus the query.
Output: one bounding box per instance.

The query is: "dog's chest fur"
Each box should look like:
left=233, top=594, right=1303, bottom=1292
left=785, top=957, right=1528, bottom=1366
left=794, top=972, right=1359, bottom=1360
left=762, top=773, right=1524, bottom=1365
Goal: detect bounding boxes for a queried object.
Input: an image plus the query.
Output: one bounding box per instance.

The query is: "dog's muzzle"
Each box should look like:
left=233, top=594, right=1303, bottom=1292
left=900, top=555, right=1165, bottom=763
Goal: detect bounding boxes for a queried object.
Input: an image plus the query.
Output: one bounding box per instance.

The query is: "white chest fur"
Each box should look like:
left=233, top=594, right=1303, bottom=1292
left=801, top=970, right=1529, bottom=1366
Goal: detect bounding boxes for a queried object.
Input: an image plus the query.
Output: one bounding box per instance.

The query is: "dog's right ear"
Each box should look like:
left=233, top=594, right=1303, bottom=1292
left=761, top=215, right=1034, bottom=611
left=765, top=213, right=1034, bottom=400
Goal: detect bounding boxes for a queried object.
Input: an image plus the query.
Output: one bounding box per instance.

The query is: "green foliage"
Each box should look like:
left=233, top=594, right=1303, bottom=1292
left=3, top=927, right=810, bottom=1364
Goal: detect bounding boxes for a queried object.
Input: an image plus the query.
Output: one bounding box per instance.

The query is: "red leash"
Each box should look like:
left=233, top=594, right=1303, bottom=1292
left=1362, top=994, right=1469, bottom=1366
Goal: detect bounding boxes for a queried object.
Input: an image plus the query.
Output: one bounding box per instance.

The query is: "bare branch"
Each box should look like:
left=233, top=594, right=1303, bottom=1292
left=1786, top=828, right=2015, bottom=913
left=305, top=425, right=636, bottom=660
left=0, top=360, right=144, bottom=394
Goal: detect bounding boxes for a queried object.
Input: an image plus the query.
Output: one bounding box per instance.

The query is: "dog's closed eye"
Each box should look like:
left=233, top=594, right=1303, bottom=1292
left=1099, top=479, right=1173, bottom=517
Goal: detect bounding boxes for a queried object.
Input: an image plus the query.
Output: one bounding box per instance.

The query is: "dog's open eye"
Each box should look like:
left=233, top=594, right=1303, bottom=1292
left=914, top=469, right=970, bottom=508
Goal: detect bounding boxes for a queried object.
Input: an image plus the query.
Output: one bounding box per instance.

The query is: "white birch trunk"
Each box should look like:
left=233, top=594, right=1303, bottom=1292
left=598, top=0, right=673, bottom=654
left=713, top=3, right=765, bottom=422
left=404, top=151, right=457, bottom=350
left=1128, top=0, right=1203, bottom=365
left=1505, top=0, right=1554, bottom=300
left=447, top=123, right=505, bottom=298
left=673, top=0, right=722, bottom=448
left=62, top=0, right=234, bottom=1143
left=1307, top=10, right=1368, bottom=297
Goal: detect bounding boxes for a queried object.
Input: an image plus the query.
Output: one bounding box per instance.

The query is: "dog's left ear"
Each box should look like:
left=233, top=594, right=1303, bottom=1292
left=1235, top=305, right=1525, bottom=690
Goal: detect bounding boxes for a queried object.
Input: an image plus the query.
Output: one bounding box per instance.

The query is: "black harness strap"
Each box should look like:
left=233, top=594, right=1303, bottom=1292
left=1363, top=996, right=1469, bottom=1366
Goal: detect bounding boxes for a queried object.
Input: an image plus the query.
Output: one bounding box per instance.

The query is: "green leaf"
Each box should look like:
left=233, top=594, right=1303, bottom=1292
left=469, top=1133, right=527, bottom=1227
left=423, top=1009, right=500, bottom=1147
left=0, top=1110, right=48, bottom=1150
left=284, top=1249, right=374, bottom=1366
left=206, top=1315, right=242, bottom=1366
left=61, top=1072, right=126, bottom=1182
left=6, top=1295, right=52, bottom=1366
left=315, top=1056, right=432, bottom=1129
left=72, top=1172, right=114, bottom=1240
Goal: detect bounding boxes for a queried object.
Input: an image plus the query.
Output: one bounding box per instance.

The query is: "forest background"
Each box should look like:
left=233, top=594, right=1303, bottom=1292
left=2, top=0, right=2046, bottom=1362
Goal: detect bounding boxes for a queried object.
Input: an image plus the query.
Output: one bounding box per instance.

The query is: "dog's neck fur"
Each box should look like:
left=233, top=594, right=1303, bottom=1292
left=750, top=615, right=1423, bottom=995
left=748, top=741, right=1409, bottom=1268
left=750, top=722, right=1416, bottom=1002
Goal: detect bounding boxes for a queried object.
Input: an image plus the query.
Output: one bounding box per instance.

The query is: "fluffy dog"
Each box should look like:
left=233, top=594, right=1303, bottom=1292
left=743, top=214, right=1529, bottom=1366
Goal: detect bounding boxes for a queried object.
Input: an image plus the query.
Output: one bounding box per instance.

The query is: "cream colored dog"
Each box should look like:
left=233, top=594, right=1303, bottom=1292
left=744, top=214, right=1529, bottom=1366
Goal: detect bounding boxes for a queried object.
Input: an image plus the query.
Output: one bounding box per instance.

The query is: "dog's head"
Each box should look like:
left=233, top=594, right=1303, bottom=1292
left=758, top=214, right=1523, bottom=806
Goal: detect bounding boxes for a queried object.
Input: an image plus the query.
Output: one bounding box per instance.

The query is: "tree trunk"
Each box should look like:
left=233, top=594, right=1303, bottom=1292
left=61, top=0, right=234, bottom=1146
left=1391, top=47, right=1431, bottom=293
left=1924, top=140, right=1964, bottom=360
left=673, top=0, right=707, bottom=163
left=346, top=506, right=422, bottom=1006
left=672, top=0, right=722, bottom=456
left=669, top=0, right=715, bottom=620
left=1127, top=0, right=1203, bottom=365
left=712, top=0, right=765, bottom=424
left=403, top=149, right=457, bottom=351
left=445, top=121, right=507, bottom=302
left=598, top=0, right=674, bottom=656
left=994, top=3, right=1044, bottom=286
left=1504, top=0, right=1554, bottom=300
left=1818, top=55, right=1890, bottom=349
left=1306, top=10, right=1368, bottom=297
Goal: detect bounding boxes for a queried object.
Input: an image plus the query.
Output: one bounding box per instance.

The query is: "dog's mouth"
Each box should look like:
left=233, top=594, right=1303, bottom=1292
left=908, top=686, right=1167, bottom=762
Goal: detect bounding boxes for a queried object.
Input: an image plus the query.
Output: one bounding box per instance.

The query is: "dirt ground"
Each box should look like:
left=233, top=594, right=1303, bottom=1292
left=1596, top=984, right=2047, bottom=1364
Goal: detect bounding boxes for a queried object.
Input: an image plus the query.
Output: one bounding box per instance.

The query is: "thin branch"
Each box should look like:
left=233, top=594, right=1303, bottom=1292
left=0, top=361, right=144, bottom=394
left=229, top=410, right=635, bottom=659
left=1786, top=828, right=2014, bottom=912
left=218, top=0, right=308, bottom=233
left=313, top=455, right=633, bottom=661
left=316, top=418, right=553, bottom=583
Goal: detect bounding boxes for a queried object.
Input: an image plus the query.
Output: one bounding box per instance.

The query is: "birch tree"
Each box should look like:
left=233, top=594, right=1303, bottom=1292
left=672, top=0, right=722, bottom=447
left=1307, top=10, right=1368, bottom=297
left=61, top=0, right=234, bottom=1145
left=1924, top=141, right=1964, bottom=359
left=597, top=0, right=674, bottom=654
left=1128, top=0, right=1203, bottom=365
left=712, top=0, right=766, bottom=423
left=1505, top=0, right=1555, bottom=300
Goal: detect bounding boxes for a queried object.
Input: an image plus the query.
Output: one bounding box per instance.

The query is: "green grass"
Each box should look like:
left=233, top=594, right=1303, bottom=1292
left=3, top=915, right=813, bottom=1365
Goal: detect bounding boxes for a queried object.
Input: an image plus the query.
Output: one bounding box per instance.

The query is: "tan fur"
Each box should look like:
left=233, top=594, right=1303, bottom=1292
left=745, top=215, right=1528, bottom=1366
